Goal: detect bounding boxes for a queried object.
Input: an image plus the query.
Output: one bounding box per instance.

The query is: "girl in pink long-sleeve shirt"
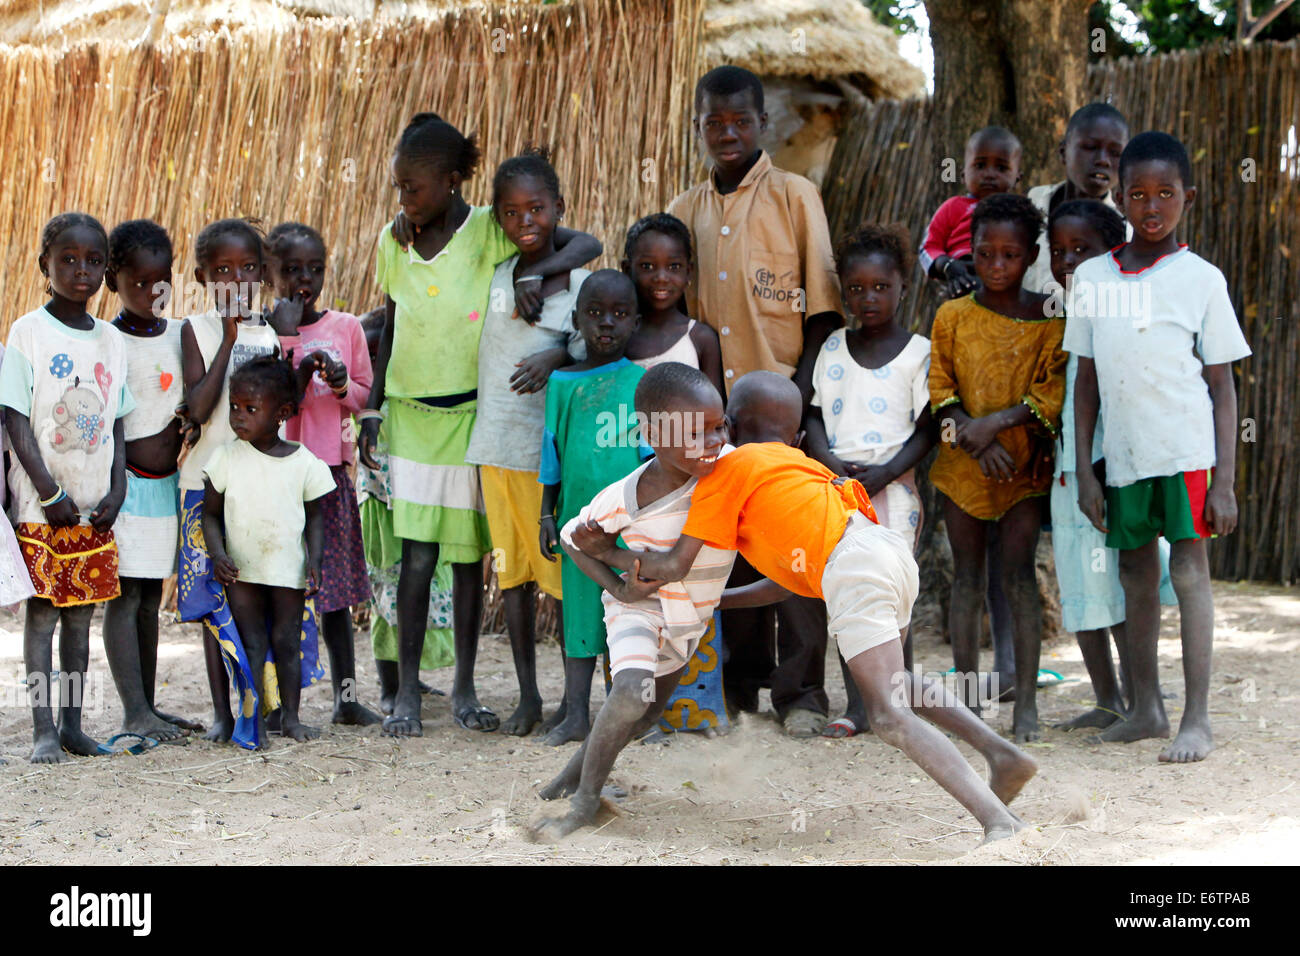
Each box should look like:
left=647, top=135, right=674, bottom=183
left=269, top=221, right=381, bottom=727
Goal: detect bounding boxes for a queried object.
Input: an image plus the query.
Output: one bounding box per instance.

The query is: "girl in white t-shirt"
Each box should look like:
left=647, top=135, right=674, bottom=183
left=0, top=213, right=132, bottom=763
left=805, top=223, right=935, bottom=738
left=202, top=355, right=335, bottom=749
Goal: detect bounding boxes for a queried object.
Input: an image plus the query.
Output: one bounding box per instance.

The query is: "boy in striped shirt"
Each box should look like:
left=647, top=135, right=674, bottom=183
left=534, top=363, right=732, bottom=840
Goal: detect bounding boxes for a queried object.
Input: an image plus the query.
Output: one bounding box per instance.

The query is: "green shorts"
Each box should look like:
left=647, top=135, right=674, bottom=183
left=1104, top=470, right=1213, bottom=551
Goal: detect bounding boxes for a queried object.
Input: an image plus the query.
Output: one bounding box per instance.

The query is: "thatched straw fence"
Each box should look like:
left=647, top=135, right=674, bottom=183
left=824, top=40, right=1300, bottom=585
left=0, top=0, right=706, bottom=332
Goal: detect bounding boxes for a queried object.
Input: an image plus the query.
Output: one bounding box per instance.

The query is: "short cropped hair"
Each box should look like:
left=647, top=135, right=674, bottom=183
left=694, top=65, right=764, bottom=114
left=1119, top=130, right=1192, bottom=188
left=970, top=192, right=1044, bottom=248
left=634, top=361, right=716, bottom=416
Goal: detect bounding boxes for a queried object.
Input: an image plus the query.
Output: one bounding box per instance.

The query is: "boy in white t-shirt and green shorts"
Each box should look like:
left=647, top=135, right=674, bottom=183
left=1066, top=131, right=1251, bottom=764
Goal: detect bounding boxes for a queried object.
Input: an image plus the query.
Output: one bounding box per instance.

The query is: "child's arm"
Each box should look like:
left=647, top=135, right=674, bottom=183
left=3, top=411, right=78, bottom=527
left=539, top=482, right=561, bottom=562
left=559, top=538, right=665, bottom=605
left=181, top=314, right=238, bottom=425
left=304, top=496, right=324, bottom=595
left=569, top=518, right=705, bottom=582
left=1072, top=356, right=1106, bottom=533
left=956, top=329, right=1066, bottom=458
left=514, top=227, right=602, bottom=320
left=201, top=479, right=239, bottom=585
left=719, top=575, right=793, bottom=610
left=787, top=183, right=844, bottom=406
left=358, top=297, right=396, bottom=471
left=89, top=418, right=128, bottom=531
left=689, top=321, right=726, bottom=398
left=1203, top=363, right=1238, bottom=535
left=333, top=318, right=375, bottom=414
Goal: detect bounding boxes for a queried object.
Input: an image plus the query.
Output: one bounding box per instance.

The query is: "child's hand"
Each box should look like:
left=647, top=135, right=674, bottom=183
left=174, top=403, right=201, bottom=449
left=213, top=554, right=240, bottom=586
left=613, top=558, right=665, bottom=604
left=1076, top=470, right=1108, bottom=534
left=1205, top=483, right=1238, bottom=536
left=358, top=419, right=381, bottom=471
left=944, top=260, right=979, bottom=297
left=510, top=352, right=560, bottom=394
left=538, top=515, right=559, bottom=562
left=957, top=415, right=1000, bottom=456
left=514, top=276, right=544, bottom=323
left=43, top=495, right=80, bottom=528
left=390, top=210, right=416, bottom=249
left=306, top=560, right=322, bottom=596
left=89, top=491, right=125, bottom=531
left=570, top=518, right=618, bottom=561
left=849, top=463, right=893, bottom=496
left=976, top=441, right=1015, bottom=481
left=267, top=294, right=305, bottom=335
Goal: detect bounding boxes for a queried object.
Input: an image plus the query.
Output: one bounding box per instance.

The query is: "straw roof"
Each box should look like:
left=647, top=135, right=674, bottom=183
left=702, top=0, right=924, bottom=100
left=2, top=0, right=926, bottom=102
left=0, top=1, right=563, bottom=46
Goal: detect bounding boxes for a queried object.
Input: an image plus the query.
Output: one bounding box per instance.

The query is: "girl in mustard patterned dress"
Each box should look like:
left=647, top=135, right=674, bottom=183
left=358, top=114, right=601, bottom=737
left=929, top=193, right=1066, bottom=743
left=1, top=213, right=134, bottom=763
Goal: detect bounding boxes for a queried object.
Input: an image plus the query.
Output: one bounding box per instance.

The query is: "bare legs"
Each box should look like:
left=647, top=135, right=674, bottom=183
left=384, top=539, right=492, bottom=736
left=944, top=496, right=1044, bottom=740
left=535, top=667, right=678, bottom=839
left=226, top=581, right=319, bottom=747
left=103, top=578, right=193, bottom=741
left=500, top=584, right=543, bottom=736
left=320, top=607, right=381, bottom=726
left=25, top=599, right=100, bottom=763
left=1100, top=537, right=1214, bottom=761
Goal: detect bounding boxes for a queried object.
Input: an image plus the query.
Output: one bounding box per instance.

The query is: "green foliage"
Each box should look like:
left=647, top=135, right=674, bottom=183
left=1091, top=0, right=1300, bottom=56
left=860, top=0, right=925, bottom=36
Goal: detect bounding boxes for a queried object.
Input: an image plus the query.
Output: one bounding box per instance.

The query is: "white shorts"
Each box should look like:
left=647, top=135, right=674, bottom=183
left=821, top=512, right=920, bottom=662
left=603, top=603, right=701, bottom=679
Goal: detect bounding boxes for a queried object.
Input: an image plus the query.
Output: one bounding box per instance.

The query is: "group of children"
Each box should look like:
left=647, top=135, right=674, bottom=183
left=4, top=64, right=1249, bottom=846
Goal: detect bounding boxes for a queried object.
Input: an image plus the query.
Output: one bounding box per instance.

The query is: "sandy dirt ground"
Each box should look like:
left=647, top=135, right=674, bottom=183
left=1, top=579, right=1297, bottom=866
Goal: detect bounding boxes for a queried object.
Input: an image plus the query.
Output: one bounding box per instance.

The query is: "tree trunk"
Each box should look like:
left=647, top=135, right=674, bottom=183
left=925, top=0, right=1093, bottom=185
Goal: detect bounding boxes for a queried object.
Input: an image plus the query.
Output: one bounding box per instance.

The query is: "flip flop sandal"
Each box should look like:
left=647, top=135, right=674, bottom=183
left=380, top=715, right=423, bottom=736
left=453, top=706, right=499, bottom=732
left=1036, top=669, right=1065, bottom=687
left=101, top=733, right=160, bottom=756
left=821, top=716, right=861, bottom=738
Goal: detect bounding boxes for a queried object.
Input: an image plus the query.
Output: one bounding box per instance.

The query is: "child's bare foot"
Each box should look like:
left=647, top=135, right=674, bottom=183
left=541, top=709, right=588, bottom=746
left=538, top=701, right=567, bottom=736
left=58, top=727, right=104, bottom=757
left=539, top=769, right=579, bottom=801
left=531, top=793, right=601, bottom=842
left=204, top=716, right=235, bottom=743
left=332, top=701, right=382, bottom=726
left=30, top=730, right=67, bottom=764
left=980, top=816, right=1027, bottom=845
left=121, top=714, right=187, bottom=743
left=378, top=689, right=395, bottom=716
left=156, top=709, right=205, bottom=732
left=501, top=695, right=543, bottom=737
left=1011, top=701, right=1039, bottom=743
left=1095, top=710, right=1170, bottom=744
left=281, top=720, right=321, bottom=742
left=987, top=746, right=1038, bottom=805
left=1054, top=706, right=1123, bottom=731
left=1159, top=719, right=1213, bottom=763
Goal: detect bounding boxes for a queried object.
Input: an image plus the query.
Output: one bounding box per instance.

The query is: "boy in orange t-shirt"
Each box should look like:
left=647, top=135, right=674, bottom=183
left=571, top=371, right=1037, bottom=843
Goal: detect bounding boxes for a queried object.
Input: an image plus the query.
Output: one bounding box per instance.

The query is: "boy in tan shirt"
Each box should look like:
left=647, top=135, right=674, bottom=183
left=668, top=65, right=841, bottom=736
